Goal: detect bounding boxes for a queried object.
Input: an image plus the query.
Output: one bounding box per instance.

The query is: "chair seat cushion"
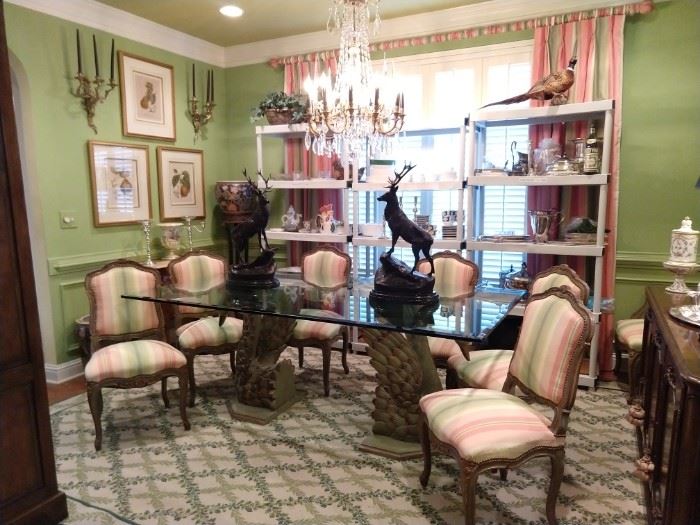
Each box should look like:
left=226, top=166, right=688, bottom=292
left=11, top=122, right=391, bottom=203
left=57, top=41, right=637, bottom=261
left=85, top=340, right=186, bottom=383
left=292, top=309, right=343, bottom=341
left=176, top=316, right=243, bottom=349
left=427, top=337, right=464, bottom=359
left=420, top=388, right=560, bottom=463
left=615, top=319, right=644, bottom=352
left=448, top=349, right=513, bottom=390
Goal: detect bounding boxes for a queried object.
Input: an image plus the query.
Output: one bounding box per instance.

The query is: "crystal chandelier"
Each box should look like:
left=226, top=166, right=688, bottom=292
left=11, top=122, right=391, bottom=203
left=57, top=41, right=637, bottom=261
left=303, top=0, right=405, bottom=158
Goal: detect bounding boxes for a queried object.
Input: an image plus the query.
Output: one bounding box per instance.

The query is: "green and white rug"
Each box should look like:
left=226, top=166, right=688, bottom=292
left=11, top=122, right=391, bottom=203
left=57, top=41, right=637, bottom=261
left=52, top=350, right=645, bottom=525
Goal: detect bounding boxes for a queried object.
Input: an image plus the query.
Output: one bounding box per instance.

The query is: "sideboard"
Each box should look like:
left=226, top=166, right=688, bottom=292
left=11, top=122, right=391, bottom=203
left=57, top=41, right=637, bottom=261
left=634, top=287, right=700, bottom=525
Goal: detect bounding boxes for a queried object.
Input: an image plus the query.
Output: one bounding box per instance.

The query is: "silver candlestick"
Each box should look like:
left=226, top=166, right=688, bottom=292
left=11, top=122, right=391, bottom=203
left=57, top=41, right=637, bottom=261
left=141, top=220, right=155, bottom=266
left=183, top=216, right=206, bottom=251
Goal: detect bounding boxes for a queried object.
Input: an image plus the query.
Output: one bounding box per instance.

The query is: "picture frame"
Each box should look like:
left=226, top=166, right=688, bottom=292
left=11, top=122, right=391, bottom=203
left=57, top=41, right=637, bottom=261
left=156, top=146, right=205, bottom=220
left=87, top=141, right=151, bottom=227
left=118, top=51, right=176, bottom=141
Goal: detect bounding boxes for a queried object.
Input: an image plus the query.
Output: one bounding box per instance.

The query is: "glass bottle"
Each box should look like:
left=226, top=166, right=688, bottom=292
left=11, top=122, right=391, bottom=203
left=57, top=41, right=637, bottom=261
left=583, top=123, right=599, bottom=174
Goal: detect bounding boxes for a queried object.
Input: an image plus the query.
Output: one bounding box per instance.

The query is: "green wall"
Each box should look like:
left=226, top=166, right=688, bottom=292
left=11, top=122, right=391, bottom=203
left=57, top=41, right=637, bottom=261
left=5, top=1, right=700, bottom=365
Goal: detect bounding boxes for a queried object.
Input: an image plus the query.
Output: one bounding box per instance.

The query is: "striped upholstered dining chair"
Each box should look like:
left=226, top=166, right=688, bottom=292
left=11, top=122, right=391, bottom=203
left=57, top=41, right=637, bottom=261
left=168, top=251, right=243, bottom=407
left=84, top=260, right=190, bottom=451
left=288, top=245, right=351, bottom=397
left=416, top=251, right=479, bottom=370
left=447, top=263, right=590, bottom=391
left=418, top=287, right=593, bottom=525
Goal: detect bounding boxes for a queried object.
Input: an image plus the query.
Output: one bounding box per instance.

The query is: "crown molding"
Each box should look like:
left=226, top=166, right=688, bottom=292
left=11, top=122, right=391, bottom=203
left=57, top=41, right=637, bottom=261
left=6, top=0, right=226, bottom=66
left=8, top=0, right=649, bottom=68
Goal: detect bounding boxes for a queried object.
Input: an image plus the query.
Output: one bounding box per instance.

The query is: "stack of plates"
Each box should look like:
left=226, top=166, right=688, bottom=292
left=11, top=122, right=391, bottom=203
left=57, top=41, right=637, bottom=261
left=415, top=215, right=430, bottom=228
left=442, top=224, right=459, bottom=238
left=478, top=234, right=530, bottom=242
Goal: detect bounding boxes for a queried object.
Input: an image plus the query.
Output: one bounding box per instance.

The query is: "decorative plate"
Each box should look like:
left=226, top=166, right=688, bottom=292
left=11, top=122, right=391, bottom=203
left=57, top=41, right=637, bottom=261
left=669, top=306, right=700, bottom=328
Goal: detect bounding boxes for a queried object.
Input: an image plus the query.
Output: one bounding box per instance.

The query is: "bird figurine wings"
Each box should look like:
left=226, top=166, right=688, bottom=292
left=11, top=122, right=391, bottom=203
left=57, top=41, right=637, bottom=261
left=481, top=57, right=577, bottom=108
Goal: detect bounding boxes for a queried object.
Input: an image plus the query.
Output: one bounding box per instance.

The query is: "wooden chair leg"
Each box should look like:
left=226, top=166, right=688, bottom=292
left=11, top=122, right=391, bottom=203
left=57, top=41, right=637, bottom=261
left=499, top=468, right=508, bottom=481
left=298, top=346, right=304, bottom=368
left=87, top=383, right=103, bottom=451
left=161, top=377, right=170, bottom=408
left=446, top=367, right=459, bottom=389
left=460, top=465, right=478, bottom=525
left=177, top=369, right=191, bottom=431
left=229, top=349, right=236, bottom=376
left=186, top=353, right=196, bottom=408
left=547, top=449, right=565, bottom=525
left=419, top=419, right=432, bottom=487
left=321, top=343, right=331, bottom=397
left=341, top=328, right=349, bottom=374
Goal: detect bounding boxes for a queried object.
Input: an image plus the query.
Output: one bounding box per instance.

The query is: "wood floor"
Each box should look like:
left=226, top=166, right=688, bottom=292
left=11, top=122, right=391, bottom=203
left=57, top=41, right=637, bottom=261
left=47, top=376, right=86, bottom=406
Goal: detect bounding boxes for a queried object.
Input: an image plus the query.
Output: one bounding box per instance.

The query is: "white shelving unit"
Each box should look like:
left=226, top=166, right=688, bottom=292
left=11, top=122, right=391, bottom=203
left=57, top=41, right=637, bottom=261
left=465, top=99, right=615, bottom=388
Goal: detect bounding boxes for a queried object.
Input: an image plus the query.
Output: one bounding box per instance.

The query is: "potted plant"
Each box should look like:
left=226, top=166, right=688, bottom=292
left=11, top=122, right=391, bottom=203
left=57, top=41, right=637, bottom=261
left=250, top=91, right=307, bottom=125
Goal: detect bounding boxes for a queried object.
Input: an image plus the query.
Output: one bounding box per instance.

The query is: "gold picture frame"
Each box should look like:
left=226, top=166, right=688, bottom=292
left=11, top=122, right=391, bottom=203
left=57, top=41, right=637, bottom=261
left=156, top=146, right=205, bottom=220
left=88, top=141, right=152, bottom=227
left=118, top=51, right=176, bottom=141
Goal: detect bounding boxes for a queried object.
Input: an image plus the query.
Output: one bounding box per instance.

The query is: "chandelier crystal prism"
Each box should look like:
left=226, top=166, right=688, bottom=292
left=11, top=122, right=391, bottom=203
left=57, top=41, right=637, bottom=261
left=304, top=0, right=405, bottom=158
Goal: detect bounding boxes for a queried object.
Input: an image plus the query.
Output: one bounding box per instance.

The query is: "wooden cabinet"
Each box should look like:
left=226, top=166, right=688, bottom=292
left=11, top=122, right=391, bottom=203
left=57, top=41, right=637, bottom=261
left=0, top=2, right=67, bottom=523
left=636, top=287, right=700, bottom=525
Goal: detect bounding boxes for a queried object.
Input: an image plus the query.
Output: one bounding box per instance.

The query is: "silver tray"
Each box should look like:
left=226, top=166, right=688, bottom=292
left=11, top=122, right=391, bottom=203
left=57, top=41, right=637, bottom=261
left=669, top=306, right=700, bottom=328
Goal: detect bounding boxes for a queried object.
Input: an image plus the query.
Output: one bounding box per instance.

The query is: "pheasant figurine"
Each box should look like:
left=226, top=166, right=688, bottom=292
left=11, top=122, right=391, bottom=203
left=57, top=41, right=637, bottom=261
left=481, top=57, right=577, bottom=108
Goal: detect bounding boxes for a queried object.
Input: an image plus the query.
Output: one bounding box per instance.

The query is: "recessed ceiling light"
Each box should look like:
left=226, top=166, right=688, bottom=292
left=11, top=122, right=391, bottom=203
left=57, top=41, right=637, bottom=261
left=219, top=5, right=243, bottom=17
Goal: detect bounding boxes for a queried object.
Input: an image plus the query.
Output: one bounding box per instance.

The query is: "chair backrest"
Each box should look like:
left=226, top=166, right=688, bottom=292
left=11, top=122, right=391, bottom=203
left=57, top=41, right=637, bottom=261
left=529, top=264, right=589, bottom=303
left=85, top=260, right=165, bottom=351
left=168, top=251, right=226, bottom=291
left=505, top=287, right=592, bottom=433
left=301, top=245, right=351, bottom=288
left=417, top=251, right=479, bottom=297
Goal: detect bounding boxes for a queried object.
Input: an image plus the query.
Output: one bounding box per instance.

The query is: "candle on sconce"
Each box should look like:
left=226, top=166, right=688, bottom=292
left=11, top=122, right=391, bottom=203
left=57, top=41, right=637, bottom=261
left=76, top=29, right=82, bottom=74
left=92, top=34, right=99, bottom=77
left=109, top=39, right=115, bottom=82
left=210, top=70, right=214, bottom=102
left=206, top=69, right=210, bottom=103
left=192, top=63, right=196, bottom=98
left=374, top=87, right=379, bottom=108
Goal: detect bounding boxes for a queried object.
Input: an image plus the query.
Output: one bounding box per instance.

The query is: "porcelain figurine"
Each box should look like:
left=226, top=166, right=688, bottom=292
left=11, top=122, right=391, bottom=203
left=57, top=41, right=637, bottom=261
left=281, top=205, right=302, bottom=232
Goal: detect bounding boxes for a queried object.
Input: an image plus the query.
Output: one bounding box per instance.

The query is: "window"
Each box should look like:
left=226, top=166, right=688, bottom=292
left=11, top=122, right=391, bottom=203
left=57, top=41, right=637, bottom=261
left=349, top=41, right=533, bottom=282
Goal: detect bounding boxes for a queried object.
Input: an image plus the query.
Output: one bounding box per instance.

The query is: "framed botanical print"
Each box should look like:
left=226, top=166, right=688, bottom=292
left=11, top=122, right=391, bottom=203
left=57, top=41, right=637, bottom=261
left=156, top=146, right=205, bottom=220
left=118, top=51, right=176, bottom=141
left=88, top=141, right=151, bottom=226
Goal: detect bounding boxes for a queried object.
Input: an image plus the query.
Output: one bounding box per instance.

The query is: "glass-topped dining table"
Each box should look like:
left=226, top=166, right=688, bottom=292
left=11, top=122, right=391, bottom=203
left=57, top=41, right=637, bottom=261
left=123, top=275, right=524, bottom=459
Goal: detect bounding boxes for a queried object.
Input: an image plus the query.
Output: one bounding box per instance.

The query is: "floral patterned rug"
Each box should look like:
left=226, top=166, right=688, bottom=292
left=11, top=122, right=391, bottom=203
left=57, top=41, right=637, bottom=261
left=52, top=350, right=645, bottom=525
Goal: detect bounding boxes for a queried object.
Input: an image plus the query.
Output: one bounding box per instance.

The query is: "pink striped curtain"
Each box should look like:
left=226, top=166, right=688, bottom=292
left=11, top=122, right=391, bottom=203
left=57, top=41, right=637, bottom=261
left=527, top=15, right=625, bottom=380
left=283, top=59, right=344, bottom=265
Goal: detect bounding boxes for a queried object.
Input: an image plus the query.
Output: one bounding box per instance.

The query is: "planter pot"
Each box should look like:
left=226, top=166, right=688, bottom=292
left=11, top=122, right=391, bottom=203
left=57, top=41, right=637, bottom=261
left=264, top=109, right=293, bottom=125
left=214, top=181, right=256, bottom=221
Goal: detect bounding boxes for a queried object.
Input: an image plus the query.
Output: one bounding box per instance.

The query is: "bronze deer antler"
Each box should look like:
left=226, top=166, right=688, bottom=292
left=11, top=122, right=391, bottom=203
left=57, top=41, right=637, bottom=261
left=386, top=163, right=416, bottom=188
left=257, top=170, right=273, bottom=193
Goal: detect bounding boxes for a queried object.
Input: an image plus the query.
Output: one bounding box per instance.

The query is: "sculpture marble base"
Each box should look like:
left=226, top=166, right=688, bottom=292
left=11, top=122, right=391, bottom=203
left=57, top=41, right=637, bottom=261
left=358, top=435, right=422, bottom=460
left=226, top=389, right=306, bottom=425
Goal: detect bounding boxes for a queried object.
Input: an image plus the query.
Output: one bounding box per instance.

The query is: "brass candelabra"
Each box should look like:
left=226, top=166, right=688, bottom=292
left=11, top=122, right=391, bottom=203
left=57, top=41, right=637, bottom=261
left=72, top=30, right=116, bottom=134
left=188, top=65, right=215, bottom=141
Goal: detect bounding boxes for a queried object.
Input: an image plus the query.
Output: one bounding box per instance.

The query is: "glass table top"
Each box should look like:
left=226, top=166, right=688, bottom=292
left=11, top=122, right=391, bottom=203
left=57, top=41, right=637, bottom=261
left=123, top=276, right=525, bottom=342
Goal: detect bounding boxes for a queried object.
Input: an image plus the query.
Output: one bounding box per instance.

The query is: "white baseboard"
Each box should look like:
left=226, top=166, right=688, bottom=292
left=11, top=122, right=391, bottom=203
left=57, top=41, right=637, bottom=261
left=45, top=358, right=84, bottom=384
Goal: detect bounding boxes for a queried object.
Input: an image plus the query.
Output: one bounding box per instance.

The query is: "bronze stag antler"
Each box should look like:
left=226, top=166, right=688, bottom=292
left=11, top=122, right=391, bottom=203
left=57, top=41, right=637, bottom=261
left=386, top=163, right=416, bottom=188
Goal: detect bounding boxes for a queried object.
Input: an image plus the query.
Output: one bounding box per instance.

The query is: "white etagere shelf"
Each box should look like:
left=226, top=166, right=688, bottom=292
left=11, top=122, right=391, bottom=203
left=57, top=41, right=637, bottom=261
left=353, top=236, right=463, bottom=250
left=353, top=180, right=463, bottom=191
left=465, top=99, right=615, bottom=388
left=264, top=179, right=350, bottom=190
left=266, top=229, right=350, bottom=243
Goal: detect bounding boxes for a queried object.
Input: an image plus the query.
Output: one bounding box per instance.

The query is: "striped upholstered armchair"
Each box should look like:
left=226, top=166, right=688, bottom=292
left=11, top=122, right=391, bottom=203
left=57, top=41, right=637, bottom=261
left=419, top=287, right=593, bottom=525
left=448, top=263, right=589, bottom=390
left=84, top=260, right=190, bottom=451
left=288, top=245, right=351, bottom=397
left=417, top=251, right=479, bottom=369
left=168, top=251, right=243, bottom=407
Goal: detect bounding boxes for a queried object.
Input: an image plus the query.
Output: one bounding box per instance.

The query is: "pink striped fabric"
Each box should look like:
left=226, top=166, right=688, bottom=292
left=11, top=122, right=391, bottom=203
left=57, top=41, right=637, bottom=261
left=420, top=389, right=558, bottom=463
left=170, top=255, right=226, bottom=314
left=615, top=319, right=644, bottom=350
left=302, top=250, right=349, bottom=288
left=176, top=316, right=243, bottom=349
left=292, top=309, right=343, bottom=340
left=427, top=337, right=462, bottom=359
left=89, top=266, right=160, bottom=336
left=84, top=340, right=186, bottom=382
left=417, top=257, right=477, bottom=298
left=508, top=294, right=587, bottom=404
left=448, top=350, right=514, bottom=390
left=531, top=273, right=588, bottom=301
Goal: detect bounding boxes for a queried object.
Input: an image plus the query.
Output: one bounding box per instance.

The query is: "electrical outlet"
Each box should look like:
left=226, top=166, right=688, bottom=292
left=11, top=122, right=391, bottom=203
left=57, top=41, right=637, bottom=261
left=59, top=211, right=78, bottom=229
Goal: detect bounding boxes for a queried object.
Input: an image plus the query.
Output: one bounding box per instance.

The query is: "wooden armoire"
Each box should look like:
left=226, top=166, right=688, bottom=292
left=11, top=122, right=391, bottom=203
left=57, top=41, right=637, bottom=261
left=0, top=1, right=68, bottom=523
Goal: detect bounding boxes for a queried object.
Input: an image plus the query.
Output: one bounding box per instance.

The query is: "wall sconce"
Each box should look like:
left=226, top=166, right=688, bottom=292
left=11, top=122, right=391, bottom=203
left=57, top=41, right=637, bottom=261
left=72, top=30, right=116, bottom=134
left=183, top=216, right=206, bottom=251
left=188, top=64, right=215, bottom=141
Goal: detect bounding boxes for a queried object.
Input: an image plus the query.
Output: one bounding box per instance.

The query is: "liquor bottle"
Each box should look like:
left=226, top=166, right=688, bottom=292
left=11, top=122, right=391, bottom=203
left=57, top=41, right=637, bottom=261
left=583, top=123, right=599, bottom=174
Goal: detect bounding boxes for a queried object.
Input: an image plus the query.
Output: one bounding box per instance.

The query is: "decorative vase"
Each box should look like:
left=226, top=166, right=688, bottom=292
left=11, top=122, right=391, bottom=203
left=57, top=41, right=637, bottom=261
left=157, top=222, right=183, bottom=260
left=214, top=181, right=257, bottom=222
